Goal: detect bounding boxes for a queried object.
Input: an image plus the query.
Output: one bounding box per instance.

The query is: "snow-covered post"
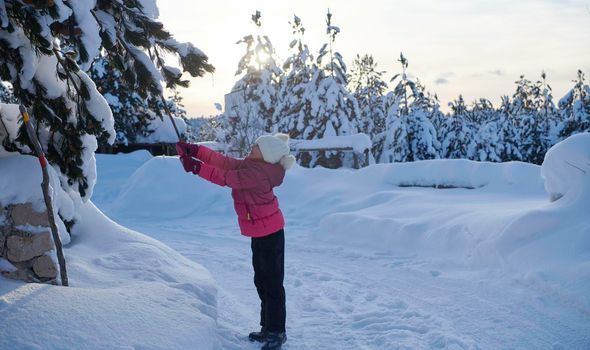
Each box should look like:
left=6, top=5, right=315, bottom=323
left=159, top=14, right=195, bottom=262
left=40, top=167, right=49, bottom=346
left=19, top=105, right=68, bottom=286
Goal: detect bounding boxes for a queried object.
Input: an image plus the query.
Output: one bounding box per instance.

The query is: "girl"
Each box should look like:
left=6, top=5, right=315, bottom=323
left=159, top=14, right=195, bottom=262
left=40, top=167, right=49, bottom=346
left=176, top=133, right=295, bottom=350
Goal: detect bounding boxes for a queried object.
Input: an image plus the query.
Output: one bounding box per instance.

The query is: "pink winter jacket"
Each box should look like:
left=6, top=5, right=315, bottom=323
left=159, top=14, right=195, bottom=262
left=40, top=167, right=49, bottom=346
left=195, top=146, right=286, bottom=238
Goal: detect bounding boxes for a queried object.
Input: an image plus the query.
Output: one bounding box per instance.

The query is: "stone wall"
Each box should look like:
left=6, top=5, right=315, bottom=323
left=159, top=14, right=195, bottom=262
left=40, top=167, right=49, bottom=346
left=0, top=203, right=58, bottom=284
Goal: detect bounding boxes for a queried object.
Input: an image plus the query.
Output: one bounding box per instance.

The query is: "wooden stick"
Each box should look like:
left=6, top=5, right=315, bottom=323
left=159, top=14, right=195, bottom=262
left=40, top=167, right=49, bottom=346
left=19, top=105, right=69, bottom=287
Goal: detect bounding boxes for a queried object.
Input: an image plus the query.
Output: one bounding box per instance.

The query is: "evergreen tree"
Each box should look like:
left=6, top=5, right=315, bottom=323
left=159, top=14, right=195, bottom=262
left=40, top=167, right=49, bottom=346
left=90, top=55, right=153, bottom=145
left=516, top=72, right=558, bottom=164
left=374, top=53, right=438, bottom=162
left=274, top=15, right=314, bottom=138
left=348, top=54, right=387, bottom=138
left=0, top=0, right=213, bottom=201
left=428, top=93, right=447, bottom=132
left=557, top=70, right=590, bottom=140
left=469, top=98, right=496, bottom=125
left=440, top=95, right=476, bottom=159
left=91, top=55, right=192, bottom=145
left=510, top=75, right=537, bottom=163
left=298, top=10, right=359, bottom=168
left=475, top=96, right=521, bottom=162
left=221, top=11, right=282, bottom=156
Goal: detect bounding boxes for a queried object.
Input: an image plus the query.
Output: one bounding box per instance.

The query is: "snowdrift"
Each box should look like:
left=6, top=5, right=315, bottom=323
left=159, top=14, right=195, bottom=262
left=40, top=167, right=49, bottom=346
left=101, top=136, right=588, bottom=281
left=1, top=155, right=219, bottom=350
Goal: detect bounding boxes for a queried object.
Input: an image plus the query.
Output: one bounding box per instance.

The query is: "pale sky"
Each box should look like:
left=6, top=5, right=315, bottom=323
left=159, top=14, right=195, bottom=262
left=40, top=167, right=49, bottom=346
left=157, top=0, right=590, bottom=117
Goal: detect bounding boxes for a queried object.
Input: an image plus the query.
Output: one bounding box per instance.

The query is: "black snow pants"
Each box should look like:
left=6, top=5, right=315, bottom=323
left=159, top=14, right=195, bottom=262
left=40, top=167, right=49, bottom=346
left=251, top=229, right=286, bottom=333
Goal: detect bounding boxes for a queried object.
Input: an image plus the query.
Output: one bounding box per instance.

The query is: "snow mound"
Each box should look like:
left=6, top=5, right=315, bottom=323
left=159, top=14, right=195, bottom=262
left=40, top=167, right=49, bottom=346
left=98, top=154, right=589, bottom=308
left=93, top=150, right=153, bottom=206
left=366, top=158, right=541, bottom=191
left=105, top=155, right=232, bottom=220
left=541, top=132, right=590, bottom=203
left=1, top=154, right=220, bottom=349
left=0, top=200, right=219, bottom=350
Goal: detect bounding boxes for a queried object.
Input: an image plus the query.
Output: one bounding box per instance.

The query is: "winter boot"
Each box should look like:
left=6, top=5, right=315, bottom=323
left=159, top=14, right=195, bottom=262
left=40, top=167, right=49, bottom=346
left=248, top=327, right=267, bottom=343
left=261, top=332, right=287, bottom=350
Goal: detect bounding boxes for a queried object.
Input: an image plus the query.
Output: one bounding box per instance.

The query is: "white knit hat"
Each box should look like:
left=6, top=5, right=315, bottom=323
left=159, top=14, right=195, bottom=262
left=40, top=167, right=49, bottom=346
left=255, top=133, right=296, bottom=170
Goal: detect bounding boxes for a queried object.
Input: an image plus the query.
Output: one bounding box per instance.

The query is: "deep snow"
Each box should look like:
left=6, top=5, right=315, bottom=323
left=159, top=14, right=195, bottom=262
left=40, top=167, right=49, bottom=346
left=95, top=141, right=588, bottom=349
left=2, top=135, right=590, bottom=349
left=0, top=156, right=219, bottom=349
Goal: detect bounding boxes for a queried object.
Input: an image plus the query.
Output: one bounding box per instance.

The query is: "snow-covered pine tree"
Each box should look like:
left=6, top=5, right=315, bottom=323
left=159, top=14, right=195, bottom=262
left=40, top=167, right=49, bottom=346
left=220, top=11, right=282, bottom=156
left=475, top=95, right=521, bottom=162
left=0, top=0, right=213, bottom=201
left=469, top=98, right=496, bottom=125
left=374, top=53, right=438, bottom=162
left=557, top=70, right=590, bottom=140
left=515, top=72, right=558, bottom=164
left=510, top=75, right=538, bottom=163
left=497, top=95, right=523, bottom=161
left=439, top=95, right=476, bottom=159
left=348, top=54, right=387, bottom=139
left=428, top=93, right=447, bottom=132
left=90, top=55, right=154, bottom=145
left=409, top=80, right=441, bottom=160
left=274, top=15, right=315, bottom=138
left=297, top=10, right=360, bottom=168
left=534, top=72, right=561, bottom=150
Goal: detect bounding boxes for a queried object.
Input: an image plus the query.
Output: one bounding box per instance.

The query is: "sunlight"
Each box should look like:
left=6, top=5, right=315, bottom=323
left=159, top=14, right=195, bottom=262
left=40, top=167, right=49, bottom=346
left=251, top=49, right=270, bottom=69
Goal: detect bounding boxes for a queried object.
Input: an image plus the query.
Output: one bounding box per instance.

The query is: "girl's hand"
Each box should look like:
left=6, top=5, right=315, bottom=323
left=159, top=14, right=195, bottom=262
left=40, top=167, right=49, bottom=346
left=179, top=155, right=202, bottom=175
left=176, top=141, right=199, bottom=157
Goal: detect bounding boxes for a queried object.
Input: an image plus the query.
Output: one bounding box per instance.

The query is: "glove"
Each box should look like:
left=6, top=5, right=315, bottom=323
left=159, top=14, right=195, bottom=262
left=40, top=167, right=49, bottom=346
left=176, top=141, right=199, bottom=157
left=180, top=155, right=202, bottom=174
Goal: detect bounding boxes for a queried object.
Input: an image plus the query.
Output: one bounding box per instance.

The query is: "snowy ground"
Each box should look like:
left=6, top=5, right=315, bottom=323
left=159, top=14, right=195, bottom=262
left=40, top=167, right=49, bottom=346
left=2, top=139, right=589, bottom=349
left=85, top=150, right=589, bottom=349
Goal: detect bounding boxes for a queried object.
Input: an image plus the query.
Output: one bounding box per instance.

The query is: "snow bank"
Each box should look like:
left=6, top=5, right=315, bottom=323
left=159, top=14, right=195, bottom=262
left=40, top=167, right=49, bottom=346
left=1, top=155, right=220, bottom=349
left=97, top=147, right=589, bottom=307
left=0, top=201, right=219, bottom=350
left=104, top=155, right=232, bottom=220
left=104, top=155, right=546, bottom=252
left=99, top=150, right=586, bottom=265
left=541, top=132, right=590, bottom=203
left=93, top=150, right=153, bottom=207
